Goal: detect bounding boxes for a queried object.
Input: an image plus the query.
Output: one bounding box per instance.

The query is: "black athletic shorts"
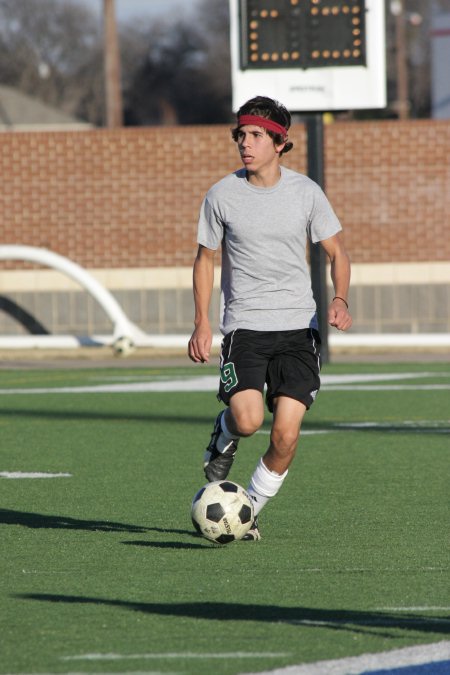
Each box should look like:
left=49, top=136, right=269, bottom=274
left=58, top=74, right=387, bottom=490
left=218, top=328, right=322, bottom=412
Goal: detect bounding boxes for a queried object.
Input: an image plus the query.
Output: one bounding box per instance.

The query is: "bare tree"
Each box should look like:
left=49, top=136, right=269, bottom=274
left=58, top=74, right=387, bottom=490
left=384, top=0, right=431, bottom=118
left=0, top=0, right=232, bottom=126
left=122, top=0, right=232, bottom=125
left=0, top=0, right=104, bottom=124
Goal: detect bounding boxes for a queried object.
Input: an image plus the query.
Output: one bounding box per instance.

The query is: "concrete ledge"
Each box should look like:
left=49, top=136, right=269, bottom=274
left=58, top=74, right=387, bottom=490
left=1, top=262, right=449, bottom=292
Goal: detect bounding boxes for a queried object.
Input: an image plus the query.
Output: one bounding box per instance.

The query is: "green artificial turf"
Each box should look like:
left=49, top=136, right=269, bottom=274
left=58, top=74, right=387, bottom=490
left=0, top=362, right=448, bottom=674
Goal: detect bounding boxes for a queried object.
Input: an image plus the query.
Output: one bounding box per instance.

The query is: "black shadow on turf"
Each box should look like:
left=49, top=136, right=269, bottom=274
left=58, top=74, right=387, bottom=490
left=122, top=539, right=208, bottom=550
left=0, top=508, right=149, bottom=533
left=14, top=594, right=450, bottom=639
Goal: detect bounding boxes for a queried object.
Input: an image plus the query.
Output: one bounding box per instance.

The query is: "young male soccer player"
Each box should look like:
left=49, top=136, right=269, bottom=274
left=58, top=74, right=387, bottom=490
left=188, top=96, right=352, bottom=540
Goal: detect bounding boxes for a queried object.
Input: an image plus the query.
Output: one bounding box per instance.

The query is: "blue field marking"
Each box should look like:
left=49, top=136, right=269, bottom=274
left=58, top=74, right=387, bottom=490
left=362, top=661, right=450, bottom=675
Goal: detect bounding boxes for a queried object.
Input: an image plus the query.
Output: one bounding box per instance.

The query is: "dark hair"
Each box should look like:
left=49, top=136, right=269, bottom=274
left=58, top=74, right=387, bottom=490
left=231, top=95, right=293, bottom=155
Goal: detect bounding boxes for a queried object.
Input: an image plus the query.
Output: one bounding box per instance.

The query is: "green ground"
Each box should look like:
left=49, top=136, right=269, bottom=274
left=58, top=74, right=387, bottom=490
left=0, top=361, right=448, bottom=674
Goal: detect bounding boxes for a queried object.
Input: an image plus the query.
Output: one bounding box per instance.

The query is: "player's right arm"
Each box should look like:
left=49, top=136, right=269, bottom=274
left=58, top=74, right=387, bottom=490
left=188, top=244, right=216, bottom=363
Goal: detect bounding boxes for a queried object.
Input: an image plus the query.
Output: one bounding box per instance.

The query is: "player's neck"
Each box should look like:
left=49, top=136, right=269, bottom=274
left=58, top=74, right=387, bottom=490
left=246, top=164, right=281, bottom=188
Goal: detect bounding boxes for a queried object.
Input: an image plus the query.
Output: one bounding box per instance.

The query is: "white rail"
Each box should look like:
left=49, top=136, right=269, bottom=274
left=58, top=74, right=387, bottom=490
left=0, top=245, right=146, bottom=353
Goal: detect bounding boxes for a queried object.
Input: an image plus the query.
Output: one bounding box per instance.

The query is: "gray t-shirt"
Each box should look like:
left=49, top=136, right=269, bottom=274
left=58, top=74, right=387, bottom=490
left=197, top=166, right=342, bottom=335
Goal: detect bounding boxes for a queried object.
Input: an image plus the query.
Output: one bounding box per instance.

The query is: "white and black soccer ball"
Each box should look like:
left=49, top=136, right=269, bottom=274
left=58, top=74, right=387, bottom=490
left=112, top=335, right=135, bottom=357
left=191, top=480, right=254, bottom=545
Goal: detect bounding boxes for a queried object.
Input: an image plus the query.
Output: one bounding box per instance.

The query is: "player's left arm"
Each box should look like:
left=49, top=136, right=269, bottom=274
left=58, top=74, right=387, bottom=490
left=320, top=231, right=353, bottom=331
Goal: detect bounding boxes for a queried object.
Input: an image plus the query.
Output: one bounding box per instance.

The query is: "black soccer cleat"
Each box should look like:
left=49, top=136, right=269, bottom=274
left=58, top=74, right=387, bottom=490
left=203, top=411, right=239, bottom=482
left=241, top=517, right=261, bottom=541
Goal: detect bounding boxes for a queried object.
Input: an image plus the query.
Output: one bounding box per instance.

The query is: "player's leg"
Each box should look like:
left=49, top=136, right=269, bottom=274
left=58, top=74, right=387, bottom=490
left=228, top=388, right=265, bottom=437
left=203, top=330, right=268, bottom=482
left=247, top=396, right=306, bottom=514
left=204, top=389, right=264, bottom=482
left=264, top=395, right=307, bottom=474
left=244, top=328, right=321, bottom=539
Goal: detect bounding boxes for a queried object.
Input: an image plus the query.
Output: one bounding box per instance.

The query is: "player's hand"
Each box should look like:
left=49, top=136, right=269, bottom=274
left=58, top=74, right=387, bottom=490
left=328, top=298, right=352, bottom=331
left=188, top=323, right=212, bottom=363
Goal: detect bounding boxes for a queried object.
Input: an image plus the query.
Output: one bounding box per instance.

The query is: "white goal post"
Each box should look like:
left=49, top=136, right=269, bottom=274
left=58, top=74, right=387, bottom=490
left=0, top=245, right=146, bottom=352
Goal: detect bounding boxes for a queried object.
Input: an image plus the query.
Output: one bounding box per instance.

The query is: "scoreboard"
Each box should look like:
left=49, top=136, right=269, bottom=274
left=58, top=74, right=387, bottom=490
left=230, top=0, right=386, bottom=111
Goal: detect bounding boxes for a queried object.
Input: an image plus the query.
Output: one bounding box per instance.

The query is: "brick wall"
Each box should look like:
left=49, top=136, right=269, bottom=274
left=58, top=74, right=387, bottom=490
left=1, top=119, right=449, bottom=269
left=325, top=120, right=450, bottom=263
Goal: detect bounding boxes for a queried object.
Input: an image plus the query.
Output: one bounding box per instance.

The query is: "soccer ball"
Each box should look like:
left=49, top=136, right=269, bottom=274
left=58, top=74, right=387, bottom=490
left=112, top=335, right=135, bottom=357
left=191, top=480, right=254, bottom=545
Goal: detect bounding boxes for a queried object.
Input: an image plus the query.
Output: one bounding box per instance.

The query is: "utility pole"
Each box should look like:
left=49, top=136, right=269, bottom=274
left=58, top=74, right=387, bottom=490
left=391, top=0, right=409, bottom=119
left=103, top=0, right=123, bottom=128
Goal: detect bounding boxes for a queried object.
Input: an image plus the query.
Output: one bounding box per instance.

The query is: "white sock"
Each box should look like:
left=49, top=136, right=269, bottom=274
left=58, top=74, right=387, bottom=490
left=247, top=458, right=288, bottom=516
left=217, top=411, right=240, bottom=453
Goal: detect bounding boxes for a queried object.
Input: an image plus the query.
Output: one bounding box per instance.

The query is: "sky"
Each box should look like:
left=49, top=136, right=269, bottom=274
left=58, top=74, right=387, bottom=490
left=87, top=0, right=195, bottom=23
left=115, top=0, right=192, bottom=22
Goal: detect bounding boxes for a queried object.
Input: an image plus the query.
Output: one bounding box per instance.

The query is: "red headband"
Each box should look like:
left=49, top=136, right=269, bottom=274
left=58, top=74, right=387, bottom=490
left=238, top=114, right=288, bottom=140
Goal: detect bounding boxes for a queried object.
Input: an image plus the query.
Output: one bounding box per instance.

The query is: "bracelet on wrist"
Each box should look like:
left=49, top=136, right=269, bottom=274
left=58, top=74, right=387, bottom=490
left=332, top=296, right=349, bottom=309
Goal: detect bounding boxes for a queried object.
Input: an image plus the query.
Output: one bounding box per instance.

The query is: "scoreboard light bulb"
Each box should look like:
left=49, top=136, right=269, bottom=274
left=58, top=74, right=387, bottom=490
left=239, top=0, right=366, bottom=70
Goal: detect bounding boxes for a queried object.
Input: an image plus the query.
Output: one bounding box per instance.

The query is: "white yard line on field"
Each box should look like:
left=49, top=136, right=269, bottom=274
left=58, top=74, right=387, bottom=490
left=326, top=384, right=450, bottom=391
left=57, top=642, right=450, bottom=675
left=257, top=430, right=332, bottom=435
left=0, top=376, right=217, bottom=395
left=376, top=607, right=450, bottom=612
left=62, top=651, right=290, bottom=661
left=240, top=640, right=450, bottom=675
left=258, top=421, right=449, bottom=435
left=0, top=472, right=72, bottom=479
left=0, top=371, right=448, bottom=395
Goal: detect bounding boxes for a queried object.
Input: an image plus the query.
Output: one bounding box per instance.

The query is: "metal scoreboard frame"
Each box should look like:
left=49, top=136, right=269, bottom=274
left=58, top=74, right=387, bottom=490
left=229, top=0, right=386, bottom=112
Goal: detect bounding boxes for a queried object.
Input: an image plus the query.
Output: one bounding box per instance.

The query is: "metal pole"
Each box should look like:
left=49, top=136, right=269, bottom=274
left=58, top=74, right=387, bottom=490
left=306, top=113, right=329, bottom=364
left=103, top=0, right=123, bottom=128
left=392, top=0, right=409, bottom=119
